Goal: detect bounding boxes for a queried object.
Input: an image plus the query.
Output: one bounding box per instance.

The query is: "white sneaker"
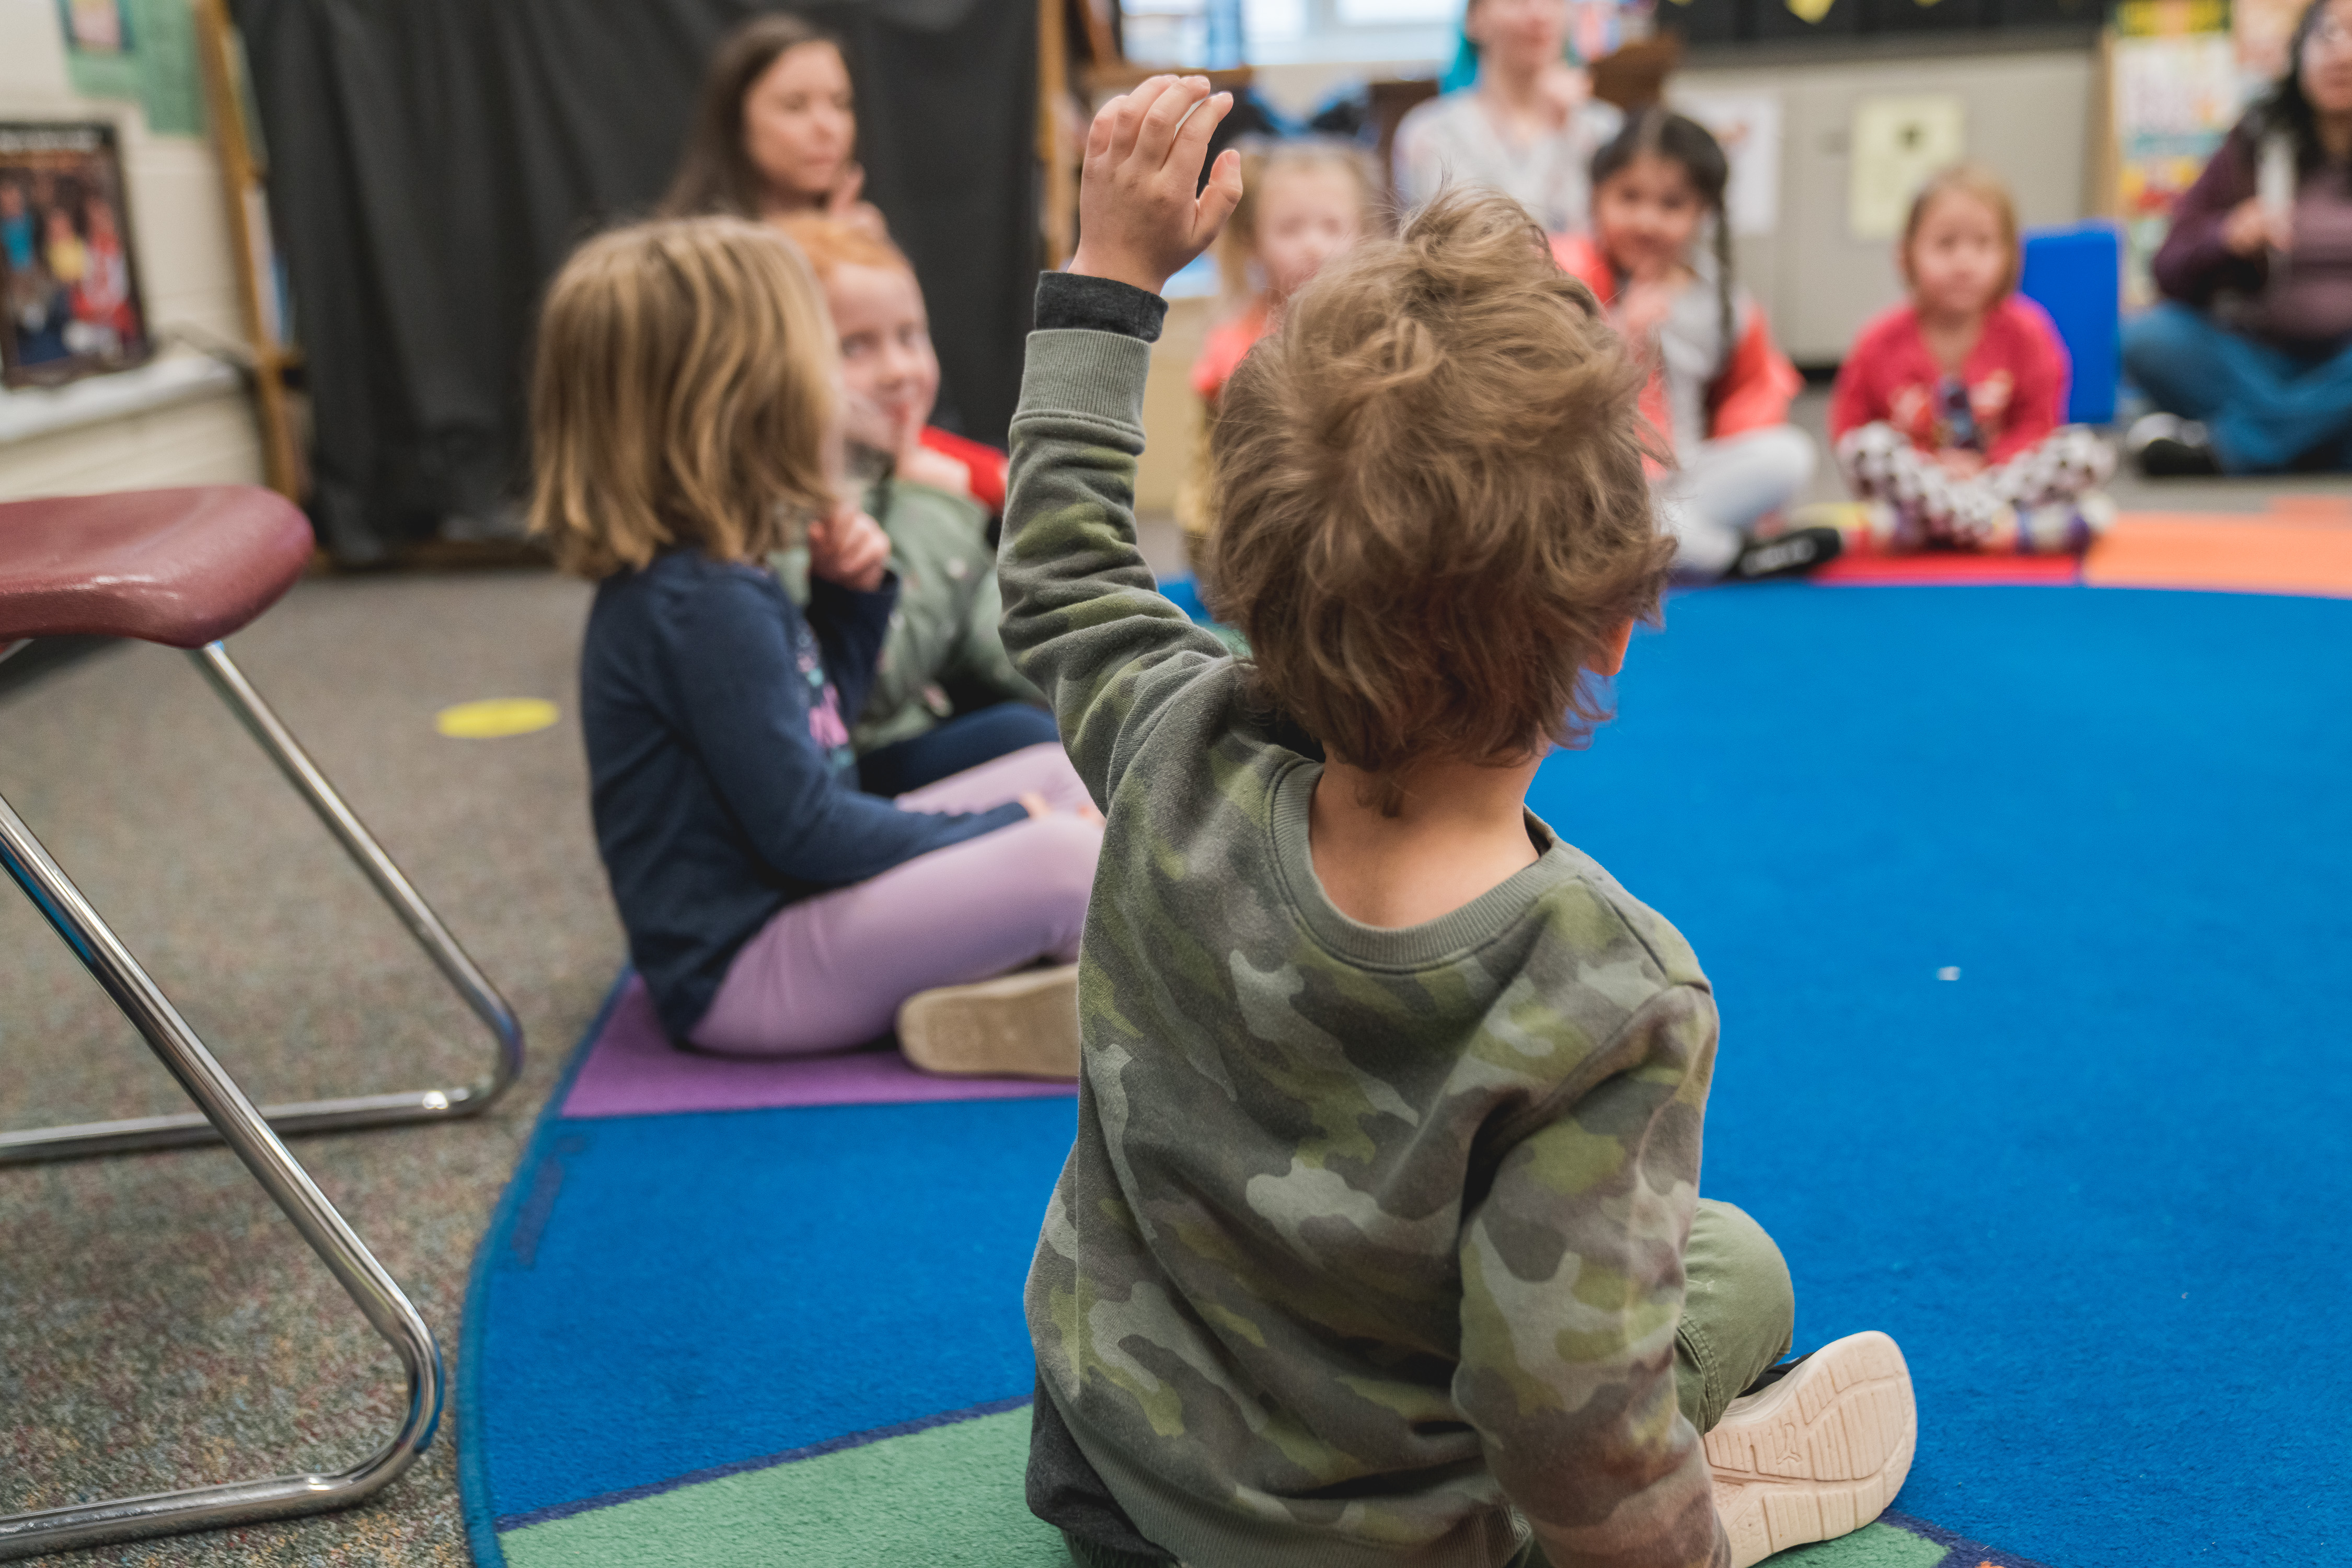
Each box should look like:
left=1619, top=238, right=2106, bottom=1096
left=896, top=964, right=1080, bottom=1079
left=1708, top=1330, right=1918, bottom=1568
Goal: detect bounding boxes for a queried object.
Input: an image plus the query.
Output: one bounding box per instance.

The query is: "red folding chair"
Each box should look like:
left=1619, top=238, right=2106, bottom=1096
left=0, top=486, right=524, bottom=1558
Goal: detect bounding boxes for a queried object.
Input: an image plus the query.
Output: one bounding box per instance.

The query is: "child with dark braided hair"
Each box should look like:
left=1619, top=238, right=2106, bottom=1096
left=1553, top=110, right=1840, bottom=582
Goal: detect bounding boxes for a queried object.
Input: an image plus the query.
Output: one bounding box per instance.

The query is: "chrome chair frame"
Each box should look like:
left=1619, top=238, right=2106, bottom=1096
left=0, top=639, right=523, bottom=1163
left=0, top=652, right=445, bottom=1557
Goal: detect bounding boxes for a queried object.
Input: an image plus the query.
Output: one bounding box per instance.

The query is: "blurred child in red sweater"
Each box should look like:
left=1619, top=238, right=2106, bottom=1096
left=1830, top=166, right=2113, bottom=554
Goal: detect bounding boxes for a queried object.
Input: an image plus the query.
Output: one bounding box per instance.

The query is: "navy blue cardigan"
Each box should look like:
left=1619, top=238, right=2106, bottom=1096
left=581, top=549, right=1025, bottom=1039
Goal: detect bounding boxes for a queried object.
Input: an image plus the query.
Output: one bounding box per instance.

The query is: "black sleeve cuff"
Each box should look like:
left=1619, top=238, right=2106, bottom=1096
left=1035, top=271, right=1167, bottom=343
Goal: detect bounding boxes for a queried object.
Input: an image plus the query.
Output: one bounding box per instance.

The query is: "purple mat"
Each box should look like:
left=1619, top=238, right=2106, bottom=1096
left=560, top=975, right=1079, bottom=1119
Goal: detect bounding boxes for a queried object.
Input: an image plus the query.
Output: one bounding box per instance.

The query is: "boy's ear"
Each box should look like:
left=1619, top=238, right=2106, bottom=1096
left=1592, top=619, right=1635, bottom=678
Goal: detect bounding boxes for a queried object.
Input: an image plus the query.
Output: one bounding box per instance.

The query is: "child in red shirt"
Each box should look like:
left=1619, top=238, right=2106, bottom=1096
left=1829, top=166, right=2113, bottom=554
left=1179, top=139, right=1381, bottom=572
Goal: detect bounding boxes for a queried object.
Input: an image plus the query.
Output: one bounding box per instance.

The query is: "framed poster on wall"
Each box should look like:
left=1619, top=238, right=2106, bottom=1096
left=0, top=122, right=152, bottom=388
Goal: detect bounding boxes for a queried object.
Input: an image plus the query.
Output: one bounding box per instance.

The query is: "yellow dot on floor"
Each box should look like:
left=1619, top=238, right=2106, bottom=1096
left=435, top=698, right=560, bottom=739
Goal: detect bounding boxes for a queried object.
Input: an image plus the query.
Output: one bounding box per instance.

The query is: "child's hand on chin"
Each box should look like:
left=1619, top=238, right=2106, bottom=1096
left=1069, top=75, right=1246, bottom=296
left=807, top=502, right=891, bottom=593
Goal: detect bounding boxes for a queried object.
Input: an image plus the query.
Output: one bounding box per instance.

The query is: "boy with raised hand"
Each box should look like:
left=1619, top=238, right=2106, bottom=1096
left=1002, top=74, right=1919, bottom=1568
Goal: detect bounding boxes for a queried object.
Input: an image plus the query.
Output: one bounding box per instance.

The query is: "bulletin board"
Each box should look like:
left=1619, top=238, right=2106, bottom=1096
left=2101, top=0, right=2267, bottom=307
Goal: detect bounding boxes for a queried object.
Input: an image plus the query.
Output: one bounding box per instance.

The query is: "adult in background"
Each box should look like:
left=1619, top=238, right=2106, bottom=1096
left=1391, top=0, right=1622, bottom=236
left=2122, top=0, right=2352, bottom=476
left=661, top=13, right=887, bottom=237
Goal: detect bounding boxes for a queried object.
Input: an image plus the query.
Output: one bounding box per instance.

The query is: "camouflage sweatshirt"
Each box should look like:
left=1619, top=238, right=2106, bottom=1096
left=1005, top=275, right=1729, bottom=1568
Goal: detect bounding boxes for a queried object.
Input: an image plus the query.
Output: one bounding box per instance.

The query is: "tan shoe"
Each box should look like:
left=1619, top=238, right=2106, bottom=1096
left=895, top=964, right=1080, bottom=1079
left=1709, top=1330, right=1917, bottom=1568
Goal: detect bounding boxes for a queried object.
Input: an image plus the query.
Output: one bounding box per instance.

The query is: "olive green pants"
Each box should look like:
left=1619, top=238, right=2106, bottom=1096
left=1062, top=1199, right=1795, bottom=1568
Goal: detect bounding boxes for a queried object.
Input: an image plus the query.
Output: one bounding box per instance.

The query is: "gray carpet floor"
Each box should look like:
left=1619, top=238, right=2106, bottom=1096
left=1, top=568, right=620, bottom=1566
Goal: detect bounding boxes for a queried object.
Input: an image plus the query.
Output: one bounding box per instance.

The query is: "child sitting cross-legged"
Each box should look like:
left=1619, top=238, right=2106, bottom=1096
left=533, top=217, right=1100, bottom=1075
left=776, top=215, right=1053, bottom=797
left=1178, top=138, right=1383, bottom=574
left=1006, top=76, right=1920, bottom=1568
left=1829, top=165, right=2115, bottom=554
left=1554, top=111, right=1839, bottom=584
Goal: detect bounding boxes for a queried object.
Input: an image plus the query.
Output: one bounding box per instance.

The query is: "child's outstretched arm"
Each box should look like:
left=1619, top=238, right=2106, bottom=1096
left=997, top=76, right=1246, bottom=808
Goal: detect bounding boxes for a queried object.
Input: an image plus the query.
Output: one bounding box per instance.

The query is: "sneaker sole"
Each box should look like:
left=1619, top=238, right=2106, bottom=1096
left=896, top=965, right=1080, bottom=1079
left=1708, top=1330, right=1917, bottom=1568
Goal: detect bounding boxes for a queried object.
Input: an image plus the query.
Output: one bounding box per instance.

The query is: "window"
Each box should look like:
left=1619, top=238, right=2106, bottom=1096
left=1121, top=0, right=1460, bottom=67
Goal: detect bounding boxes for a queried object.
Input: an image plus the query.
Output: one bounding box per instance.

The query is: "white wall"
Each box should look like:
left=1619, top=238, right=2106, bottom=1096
left=0, top=0, right=264, bottom=500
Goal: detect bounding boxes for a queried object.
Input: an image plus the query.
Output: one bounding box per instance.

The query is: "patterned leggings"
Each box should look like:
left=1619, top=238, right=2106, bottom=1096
left=1836, top=422, right=2116, bottom=554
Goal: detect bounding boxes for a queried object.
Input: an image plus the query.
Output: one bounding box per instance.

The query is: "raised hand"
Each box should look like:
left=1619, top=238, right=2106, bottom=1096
left=826, top=163, right=889, bottom=241
left=827, top=162, right=867, bottom=218
left=1068, top=75, right=1244, bottom=297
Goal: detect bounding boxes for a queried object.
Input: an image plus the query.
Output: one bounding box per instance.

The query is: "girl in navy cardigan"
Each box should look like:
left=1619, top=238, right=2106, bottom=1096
left=531, top=217, right=1098, bottom=1076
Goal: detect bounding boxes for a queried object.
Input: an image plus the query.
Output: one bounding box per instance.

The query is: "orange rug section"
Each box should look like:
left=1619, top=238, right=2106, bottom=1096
left=2086, top=498, right=2352, bottom=597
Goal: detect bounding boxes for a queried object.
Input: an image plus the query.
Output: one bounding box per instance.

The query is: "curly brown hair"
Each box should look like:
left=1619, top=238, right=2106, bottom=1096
left=1205, top=190, right=1672, bottom=806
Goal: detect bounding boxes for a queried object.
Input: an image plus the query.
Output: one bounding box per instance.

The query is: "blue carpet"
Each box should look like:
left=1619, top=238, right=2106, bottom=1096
left=465, top=1090, right=1074, bottom=1528
left=462, top=584, right=2352, bottom=1567
left=1531, top=585, right=2352, bottom=1563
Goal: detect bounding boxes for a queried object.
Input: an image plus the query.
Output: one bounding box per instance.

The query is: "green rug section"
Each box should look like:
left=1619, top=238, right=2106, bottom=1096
left=500, top=1406, right=1955, bottom=1568
left=499, top=1409, right=1065, bottom=1568
left=1775, top=1523, right=1952, bottom=1567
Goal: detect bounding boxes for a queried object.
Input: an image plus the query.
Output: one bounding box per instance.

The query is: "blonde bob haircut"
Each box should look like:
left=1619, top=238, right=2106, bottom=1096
left=1901, top=164, right=2022, bottom=299
left=529, top=216, right=838, bottom=578
left=1207, top=191, right=1673, bottom=809
left=1213, top=137, right=1388, bottom=304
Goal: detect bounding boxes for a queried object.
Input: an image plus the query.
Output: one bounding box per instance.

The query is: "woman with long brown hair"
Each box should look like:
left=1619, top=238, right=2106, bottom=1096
left=660, top=14, right=886, bottom=235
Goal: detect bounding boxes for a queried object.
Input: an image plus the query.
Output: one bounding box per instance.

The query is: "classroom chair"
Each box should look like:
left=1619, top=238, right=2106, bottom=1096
left=0, top=484, right=522, bottom=1557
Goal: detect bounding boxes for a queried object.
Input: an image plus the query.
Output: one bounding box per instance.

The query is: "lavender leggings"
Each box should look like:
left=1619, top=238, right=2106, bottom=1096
left=689, top=743, right=1100, bottom=1056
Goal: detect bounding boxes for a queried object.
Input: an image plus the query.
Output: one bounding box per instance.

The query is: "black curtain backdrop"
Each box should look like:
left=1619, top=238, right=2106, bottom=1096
left=232, top=0, right=1039, bottom=564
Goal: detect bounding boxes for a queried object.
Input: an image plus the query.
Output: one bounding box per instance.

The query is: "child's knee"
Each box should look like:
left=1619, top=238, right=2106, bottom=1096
left=1021, top=813, right=1103, bottom=902
left=1690, top=1199, right=1795, bottom=1347
left=1759, top=425, right=1819, bottom=492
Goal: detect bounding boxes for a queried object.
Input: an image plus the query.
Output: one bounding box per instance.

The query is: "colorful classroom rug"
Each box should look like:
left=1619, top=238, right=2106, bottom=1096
left=1814, top=495, right=2352, bottom=593
left=460, top=581, right=2351, bottom=1568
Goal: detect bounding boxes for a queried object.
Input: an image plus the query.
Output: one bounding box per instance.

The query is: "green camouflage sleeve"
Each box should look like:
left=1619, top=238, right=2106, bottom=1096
left=998, top=327, right=1235, bottom=806
left=1456, top=983, right=1730, bottom=1568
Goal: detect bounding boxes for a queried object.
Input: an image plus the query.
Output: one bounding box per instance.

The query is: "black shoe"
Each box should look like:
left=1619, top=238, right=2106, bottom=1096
left=1727, top=525, right=1843, bottom=582
left=2138, top=435, right=2221, bottom=478
left=1737, top=1351, right=1811, bottom=1397
left=2128, top=413, right=2220, bottom=478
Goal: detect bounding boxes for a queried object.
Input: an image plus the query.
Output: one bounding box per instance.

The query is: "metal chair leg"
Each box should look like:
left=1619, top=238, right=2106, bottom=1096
left=0, top=640, right=523, bottom=1162
left=0, top=790, right=443, bottom=1560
